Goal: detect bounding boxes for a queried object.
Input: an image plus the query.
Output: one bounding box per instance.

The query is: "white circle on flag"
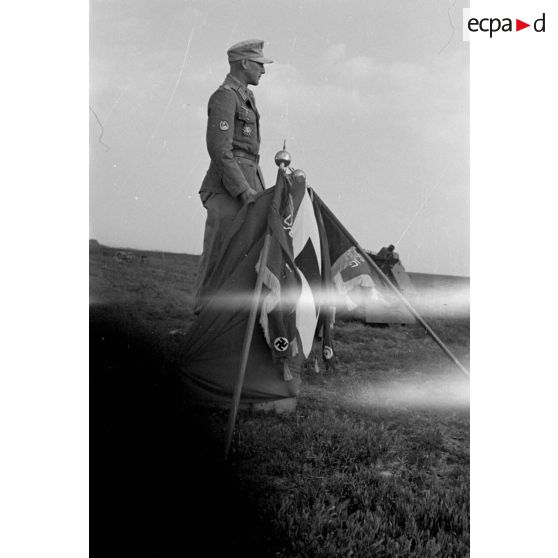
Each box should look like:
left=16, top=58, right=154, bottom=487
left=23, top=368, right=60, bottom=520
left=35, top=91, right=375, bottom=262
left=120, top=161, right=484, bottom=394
left=273, top=337, right=289, bottom=352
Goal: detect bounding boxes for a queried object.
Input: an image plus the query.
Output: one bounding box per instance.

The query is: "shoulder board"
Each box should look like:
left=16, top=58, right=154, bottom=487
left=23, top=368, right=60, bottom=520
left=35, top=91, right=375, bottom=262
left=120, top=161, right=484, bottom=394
left=218, top=83, right=248, bottom=102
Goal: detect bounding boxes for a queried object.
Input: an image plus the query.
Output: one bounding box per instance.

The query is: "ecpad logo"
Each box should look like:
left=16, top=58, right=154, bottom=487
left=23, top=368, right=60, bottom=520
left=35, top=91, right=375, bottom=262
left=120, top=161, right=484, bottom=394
left=464, top=11, right=546, bottom=39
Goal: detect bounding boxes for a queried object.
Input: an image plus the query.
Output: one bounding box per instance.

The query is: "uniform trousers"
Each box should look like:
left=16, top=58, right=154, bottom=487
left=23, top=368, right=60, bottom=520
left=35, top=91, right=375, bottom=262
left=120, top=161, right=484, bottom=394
left=193, top=192, right=242, bottom=312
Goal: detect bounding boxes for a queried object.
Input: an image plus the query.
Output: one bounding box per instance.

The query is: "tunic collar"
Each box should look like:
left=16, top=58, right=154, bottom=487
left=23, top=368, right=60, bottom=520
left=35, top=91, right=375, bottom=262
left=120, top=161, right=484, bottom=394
left=223, top=73, right=251, bottom=103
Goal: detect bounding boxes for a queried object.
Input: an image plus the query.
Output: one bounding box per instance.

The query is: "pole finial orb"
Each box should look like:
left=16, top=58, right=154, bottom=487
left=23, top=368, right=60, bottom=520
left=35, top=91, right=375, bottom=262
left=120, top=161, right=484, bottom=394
left=274, top=141, right=291, bottom=167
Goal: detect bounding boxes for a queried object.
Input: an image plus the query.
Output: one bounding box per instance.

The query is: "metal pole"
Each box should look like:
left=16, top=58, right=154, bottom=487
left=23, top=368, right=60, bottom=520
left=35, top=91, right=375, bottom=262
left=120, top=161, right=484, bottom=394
left=312, top=190, right=470, bottom=379
left=224, top=169, right=287, bottom=460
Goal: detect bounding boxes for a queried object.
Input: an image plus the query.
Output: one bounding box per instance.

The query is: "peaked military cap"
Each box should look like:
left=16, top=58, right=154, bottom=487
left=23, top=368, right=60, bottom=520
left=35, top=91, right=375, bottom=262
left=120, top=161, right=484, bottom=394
left=227, top=39, right=274, bottom=64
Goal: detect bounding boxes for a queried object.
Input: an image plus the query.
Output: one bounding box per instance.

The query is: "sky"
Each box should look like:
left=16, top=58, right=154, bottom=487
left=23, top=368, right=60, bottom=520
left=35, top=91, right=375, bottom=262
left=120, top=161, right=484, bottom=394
left=90, top=0, right=469, bottom=276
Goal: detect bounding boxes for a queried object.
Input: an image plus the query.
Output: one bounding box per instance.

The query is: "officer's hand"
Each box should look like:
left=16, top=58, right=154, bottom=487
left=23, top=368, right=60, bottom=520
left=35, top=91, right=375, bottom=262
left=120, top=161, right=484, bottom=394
left=239, top=188, right=258, bottom=205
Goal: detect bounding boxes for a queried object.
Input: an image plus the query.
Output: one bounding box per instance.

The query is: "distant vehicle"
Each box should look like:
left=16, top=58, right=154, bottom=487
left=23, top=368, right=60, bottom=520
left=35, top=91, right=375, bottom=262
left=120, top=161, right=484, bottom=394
left=342, top=245, right=470, bottom=325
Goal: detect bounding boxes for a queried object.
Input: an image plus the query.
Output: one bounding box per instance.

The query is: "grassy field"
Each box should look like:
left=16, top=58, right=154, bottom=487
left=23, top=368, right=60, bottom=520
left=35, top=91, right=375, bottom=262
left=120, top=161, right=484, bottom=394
left=90, top=242, right=469, bottom=557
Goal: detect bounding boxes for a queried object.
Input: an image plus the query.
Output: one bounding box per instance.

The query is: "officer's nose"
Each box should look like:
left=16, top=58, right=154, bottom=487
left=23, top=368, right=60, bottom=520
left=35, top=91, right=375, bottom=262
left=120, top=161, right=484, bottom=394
left=261, top=66, right=265, bottom=75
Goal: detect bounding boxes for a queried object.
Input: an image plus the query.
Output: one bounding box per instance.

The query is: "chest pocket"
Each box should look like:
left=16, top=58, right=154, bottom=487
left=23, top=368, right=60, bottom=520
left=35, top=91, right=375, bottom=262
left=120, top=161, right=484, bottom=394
left=236, top=106, right=257, bottom=139
left=237, top=106, right=257, bottom=124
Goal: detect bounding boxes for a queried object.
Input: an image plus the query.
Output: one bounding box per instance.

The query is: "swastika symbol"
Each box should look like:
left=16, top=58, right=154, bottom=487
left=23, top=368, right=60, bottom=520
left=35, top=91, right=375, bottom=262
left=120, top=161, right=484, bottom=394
left=273, top=337, right=289, bottom=352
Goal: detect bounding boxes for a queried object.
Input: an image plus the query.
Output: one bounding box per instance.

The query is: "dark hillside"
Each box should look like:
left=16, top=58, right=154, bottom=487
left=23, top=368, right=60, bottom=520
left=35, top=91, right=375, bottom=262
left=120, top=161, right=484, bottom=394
left=90, top=242, right=469, bottom=557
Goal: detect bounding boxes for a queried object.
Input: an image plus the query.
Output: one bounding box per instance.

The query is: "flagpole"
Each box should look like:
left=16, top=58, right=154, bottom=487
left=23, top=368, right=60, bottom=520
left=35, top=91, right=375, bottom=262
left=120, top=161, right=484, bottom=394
left=311, top=190, right=470, bottom=379
left=224, top=166, right=289, bottom=461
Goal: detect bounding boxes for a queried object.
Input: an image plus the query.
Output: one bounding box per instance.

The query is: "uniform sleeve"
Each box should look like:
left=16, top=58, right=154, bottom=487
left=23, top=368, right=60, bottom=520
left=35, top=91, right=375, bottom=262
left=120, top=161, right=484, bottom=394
left=206, top=89, right=250, bottom=198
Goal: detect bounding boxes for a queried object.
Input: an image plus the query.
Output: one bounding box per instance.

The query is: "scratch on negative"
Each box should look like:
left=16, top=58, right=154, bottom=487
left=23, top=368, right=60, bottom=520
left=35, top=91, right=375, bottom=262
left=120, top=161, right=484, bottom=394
left=89, top=106, right=110, bottom=151
left=438, top=0, right=458, bottom=54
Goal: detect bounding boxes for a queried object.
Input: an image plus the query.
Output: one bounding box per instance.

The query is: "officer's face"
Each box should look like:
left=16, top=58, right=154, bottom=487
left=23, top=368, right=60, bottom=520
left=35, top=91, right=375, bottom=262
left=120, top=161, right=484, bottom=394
left=244, top=60, right=265, bottom=86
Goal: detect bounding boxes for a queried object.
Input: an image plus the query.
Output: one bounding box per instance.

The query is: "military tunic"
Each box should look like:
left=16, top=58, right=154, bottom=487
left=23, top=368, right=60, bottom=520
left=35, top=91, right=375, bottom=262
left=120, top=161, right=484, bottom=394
left=194, top=74, right=266, bottom=310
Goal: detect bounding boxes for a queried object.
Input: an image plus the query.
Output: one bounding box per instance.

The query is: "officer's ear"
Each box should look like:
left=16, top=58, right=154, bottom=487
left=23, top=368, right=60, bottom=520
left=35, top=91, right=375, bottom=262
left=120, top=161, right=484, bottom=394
left=240, top=59, right=248, bottom=70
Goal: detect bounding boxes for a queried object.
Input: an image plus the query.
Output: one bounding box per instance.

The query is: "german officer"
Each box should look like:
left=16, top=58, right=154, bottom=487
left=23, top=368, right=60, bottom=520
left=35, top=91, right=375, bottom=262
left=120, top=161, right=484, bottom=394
left=194, top=40, right=273, bottom=311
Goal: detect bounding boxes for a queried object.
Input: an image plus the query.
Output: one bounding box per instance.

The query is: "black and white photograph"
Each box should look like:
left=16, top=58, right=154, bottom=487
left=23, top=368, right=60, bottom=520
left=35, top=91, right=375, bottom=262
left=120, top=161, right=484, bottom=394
left=89, top=1, right=470, bottom=556
left=4, top=0, right=558, bottom=556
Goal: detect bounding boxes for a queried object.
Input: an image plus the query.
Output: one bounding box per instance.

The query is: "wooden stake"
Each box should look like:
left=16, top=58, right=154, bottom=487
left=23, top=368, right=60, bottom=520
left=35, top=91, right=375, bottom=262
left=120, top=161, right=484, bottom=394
left=224, top=169, right=287, bottom=460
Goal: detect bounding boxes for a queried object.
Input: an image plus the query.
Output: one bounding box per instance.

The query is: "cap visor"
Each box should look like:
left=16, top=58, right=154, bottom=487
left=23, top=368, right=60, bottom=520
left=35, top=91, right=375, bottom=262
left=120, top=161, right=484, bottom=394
left=249, top=56, right=274, bottom=64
